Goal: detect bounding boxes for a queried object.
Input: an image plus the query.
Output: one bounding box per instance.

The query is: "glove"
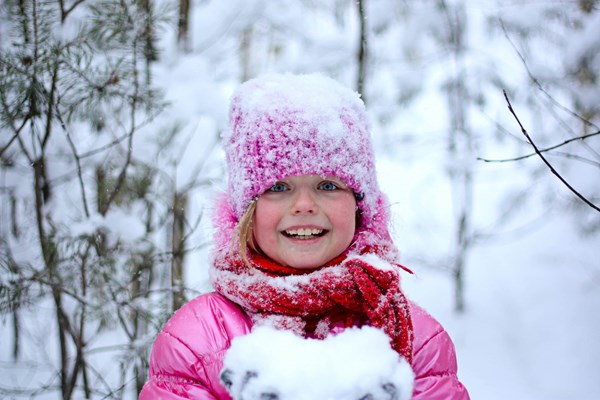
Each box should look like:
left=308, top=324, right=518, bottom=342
left=357, top=382, right=403, bottom=400
left=220, top=369, right=280, bottom=400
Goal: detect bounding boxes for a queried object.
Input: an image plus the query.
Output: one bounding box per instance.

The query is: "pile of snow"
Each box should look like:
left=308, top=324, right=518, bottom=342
left=221, top=326, right=414, bottom=400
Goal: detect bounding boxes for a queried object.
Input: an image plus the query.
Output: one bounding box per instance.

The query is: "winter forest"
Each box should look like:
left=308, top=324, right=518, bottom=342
left=0, top=0, right=599, bottom=399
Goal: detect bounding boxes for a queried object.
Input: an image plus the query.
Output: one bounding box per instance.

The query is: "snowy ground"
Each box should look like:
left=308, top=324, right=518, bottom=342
left=399, top=208, right=600, bottom=400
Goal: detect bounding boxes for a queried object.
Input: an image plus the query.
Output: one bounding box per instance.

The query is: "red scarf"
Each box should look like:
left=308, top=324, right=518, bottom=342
left=211, top=247, right=414, bottom=363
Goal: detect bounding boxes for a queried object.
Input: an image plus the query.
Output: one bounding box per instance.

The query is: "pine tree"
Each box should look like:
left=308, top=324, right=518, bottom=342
left=0, top=0, right=170, bottom=398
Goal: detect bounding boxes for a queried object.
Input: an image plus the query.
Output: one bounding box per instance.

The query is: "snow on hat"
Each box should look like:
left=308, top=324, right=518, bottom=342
left=216, top=73, right=395, bottom=258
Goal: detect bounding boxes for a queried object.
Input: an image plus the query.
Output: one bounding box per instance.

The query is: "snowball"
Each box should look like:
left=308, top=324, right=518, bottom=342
left=221, top=325, right=414, bottom=400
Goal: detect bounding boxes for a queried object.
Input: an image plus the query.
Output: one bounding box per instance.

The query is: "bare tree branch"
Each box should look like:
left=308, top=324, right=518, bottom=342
left=503, top=90, right=600, bottom=213
left=479, top=130, right=600, bottom=163
left=0, top=75, right=34, bottom=162
left=99, top=43, right=142, bottom=216
left=553, top=151, right=600, bottom=168
left=499, top=18, right=600, bottom=132
left=54, top=95, right=91, bottom=218
left=59, top=0, right=87, bottom=22
left=0, top=119, right=29, bottom=159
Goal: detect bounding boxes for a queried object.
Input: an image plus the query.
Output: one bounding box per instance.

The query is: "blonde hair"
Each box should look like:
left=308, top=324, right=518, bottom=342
left=238, top=200, right=257, bottom=266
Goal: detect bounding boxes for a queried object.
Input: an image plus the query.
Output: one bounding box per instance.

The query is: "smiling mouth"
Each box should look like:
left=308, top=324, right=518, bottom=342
left=283, top=228, right=327, bottom=239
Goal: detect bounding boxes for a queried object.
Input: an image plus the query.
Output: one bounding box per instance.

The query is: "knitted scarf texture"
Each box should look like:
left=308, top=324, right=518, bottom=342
left=211, top=246, right=414, bottom=363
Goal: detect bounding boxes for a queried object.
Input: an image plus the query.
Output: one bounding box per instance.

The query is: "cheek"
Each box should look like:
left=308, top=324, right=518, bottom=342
left=330, top=198, right=357, bottom=240
left=253, top=201, right=280, bottom=244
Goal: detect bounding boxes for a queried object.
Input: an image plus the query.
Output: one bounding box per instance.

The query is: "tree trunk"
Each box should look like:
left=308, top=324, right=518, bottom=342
left=441, top=0, right=472, bottom=313
left=178, top=0, right=191, bottom=52
left=240, top=26, right=253, bottom=82
left=171, top=192, right=187, bottom=312
left=356, top=0, right=368, bottom=103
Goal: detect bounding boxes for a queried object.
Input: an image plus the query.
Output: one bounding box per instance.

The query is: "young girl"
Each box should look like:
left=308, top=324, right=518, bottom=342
left=139, top=74, right=470, bottom=399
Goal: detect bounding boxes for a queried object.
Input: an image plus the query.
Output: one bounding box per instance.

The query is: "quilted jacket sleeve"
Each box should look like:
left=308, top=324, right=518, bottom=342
left=409, top=303, right=470, bottom=400
left=138, top=293, right=252, bottom=400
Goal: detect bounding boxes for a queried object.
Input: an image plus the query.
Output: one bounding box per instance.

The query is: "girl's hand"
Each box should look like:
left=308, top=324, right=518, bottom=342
left=220, top=369, right=280, bottom=400
left=356, top=382, right=401, bottom=400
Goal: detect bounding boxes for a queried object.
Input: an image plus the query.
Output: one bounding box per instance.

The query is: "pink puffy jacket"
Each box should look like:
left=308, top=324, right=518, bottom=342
left=139, top=292, right=469, bottom=400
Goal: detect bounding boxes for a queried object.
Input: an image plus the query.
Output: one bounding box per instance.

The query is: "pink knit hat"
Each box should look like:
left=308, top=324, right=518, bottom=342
left=215, top=73, right=396, bottom=260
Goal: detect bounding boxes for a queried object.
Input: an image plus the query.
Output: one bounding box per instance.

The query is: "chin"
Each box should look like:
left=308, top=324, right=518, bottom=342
left=284, top=255, right=333, bottom=270
left=289, top=263, right=321, bottom=270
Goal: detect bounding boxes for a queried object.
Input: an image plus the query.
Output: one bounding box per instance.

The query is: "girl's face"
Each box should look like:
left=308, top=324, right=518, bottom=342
left=253, top=174, right=357, bottom=270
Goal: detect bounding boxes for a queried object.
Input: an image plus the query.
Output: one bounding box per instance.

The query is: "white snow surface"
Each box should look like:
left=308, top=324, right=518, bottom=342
left=222, top=326, right=414, bottom=400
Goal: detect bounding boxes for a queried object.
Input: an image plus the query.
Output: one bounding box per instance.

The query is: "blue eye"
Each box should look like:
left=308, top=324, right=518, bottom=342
left=319, top=181, right=339, bottom=191
left=268, top=182, right=288, bottom=192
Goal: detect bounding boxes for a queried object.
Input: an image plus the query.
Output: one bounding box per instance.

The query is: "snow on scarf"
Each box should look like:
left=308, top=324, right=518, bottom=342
left=210, top=247, right=414, bottom=363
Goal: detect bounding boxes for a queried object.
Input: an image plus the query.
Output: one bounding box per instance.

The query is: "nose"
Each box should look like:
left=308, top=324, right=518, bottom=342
left=291, top=186, right=317, bottom=214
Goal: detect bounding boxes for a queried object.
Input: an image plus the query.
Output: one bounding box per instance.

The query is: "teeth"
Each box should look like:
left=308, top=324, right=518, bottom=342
left=285, top=228, right=323, bottom=237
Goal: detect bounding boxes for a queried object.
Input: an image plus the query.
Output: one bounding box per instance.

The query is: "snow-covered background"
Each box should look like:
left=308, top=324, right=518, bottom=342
left=1, top=0, right=599, bottom=399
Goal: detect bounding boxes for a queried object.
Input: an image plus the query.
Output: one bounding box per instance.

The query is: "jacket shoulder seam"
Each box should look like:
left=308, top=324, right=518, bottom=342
left=414, top=325, right=445, bottom=354
left=161, top=328, right=226, bottom=361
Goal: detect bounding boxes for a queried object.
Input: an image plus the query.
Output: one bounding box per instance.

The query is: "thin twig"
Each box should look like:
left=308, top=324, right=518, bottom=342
left=0, top=119, right=29, bottom=159
left=552, top=152, right=600, bottom=169
left=478, top=130, right=600, bottom=163
left=59, top=0, right=86, bottom=22
left=503, top=90, right=600, bottom=213
left=54, top=95, right=91, bottom=218
left=481, top=151, right=600, bottom=169
left=99, top=42, right=141, bottom=216
left=499, top=19, right=600, bottom=132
